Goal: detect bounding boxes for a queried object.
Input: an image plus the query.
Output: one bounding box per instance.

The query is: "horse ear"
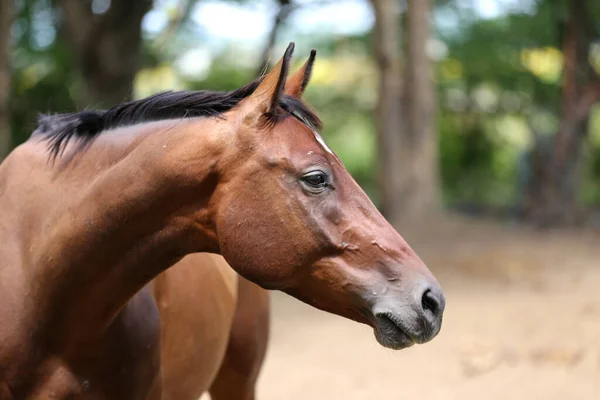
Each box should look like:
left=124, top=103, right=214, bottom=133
left=285, top=49, right=317, bottom=98
left=243, top=42, right=295, bottom=115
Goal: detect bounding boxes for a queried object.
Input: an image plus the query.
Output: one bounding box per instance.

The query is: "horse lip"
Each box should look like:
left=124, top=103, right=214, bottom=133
left=374, top=312, right=417, bottom=347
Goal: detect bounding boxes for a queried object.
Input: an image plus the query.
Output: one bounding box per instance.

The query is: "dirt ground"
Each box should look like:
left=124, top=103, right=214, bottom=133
left=255, top=217, right=600, bottom=400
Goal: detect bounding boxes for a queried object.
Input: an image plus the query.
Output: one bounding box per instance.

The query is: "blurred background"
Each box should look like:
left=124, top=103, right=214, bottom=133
left=0, top=0, right=599, bottom=399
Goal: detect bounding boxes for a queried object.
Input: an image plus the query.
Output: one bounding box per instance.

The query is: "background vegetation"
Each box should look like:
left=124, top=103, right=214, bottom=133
left=2, top=0, right=599, bottom=229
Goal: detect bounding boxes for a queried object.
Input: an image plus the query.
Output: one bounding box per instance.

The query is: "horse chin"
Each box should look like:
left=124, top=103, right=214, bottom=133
left=373, top=314, right=416, bottom=350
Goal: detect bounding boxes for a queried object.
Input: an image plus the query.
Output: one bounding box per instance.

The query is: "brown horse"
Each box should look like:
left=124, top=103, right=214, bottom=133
left=0, top=43, right=445, bottom=399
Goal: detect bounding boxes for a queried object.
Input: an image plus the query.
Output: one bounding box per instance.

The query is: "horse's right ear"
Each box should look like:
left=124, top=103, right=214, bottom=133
left=242, top=42, right=295, bottom=116
left=285, top=49, right=317, bottom=98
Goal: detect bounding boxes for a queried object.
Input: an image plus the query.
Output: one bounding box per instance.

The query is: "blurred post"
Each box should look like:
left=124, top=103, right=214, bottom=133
left=0, top=0, right=11, bottom=160
left=59, top=0, right=153, bottom=107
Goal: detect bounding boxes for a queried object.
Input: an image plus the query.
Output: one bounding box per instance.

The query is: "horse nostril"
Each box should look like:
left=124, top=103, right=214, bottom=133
left=421, top=288, right=444, bottom=319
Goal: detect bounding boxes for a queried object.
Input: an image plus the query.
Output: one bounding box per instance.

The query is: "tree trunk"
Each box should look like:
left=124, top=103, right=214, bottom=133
left=0, top=0, right=12, bottom=160
left=59, top=0, right=153, bottom=107
left=370, top=0, right=439, bottom=225
left=524, top=0, right=600, bottom=226
left=370, top=0, right=404, bottom=221
left=401, top=0, right=439, bottom=222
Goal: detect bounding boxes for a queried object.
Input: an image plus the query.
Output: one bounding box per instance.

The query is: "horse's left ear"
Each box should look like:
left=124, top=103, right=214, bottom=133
left=242, top=42, right=295, bottom=116
left=285, top=49, right=317, bottom=98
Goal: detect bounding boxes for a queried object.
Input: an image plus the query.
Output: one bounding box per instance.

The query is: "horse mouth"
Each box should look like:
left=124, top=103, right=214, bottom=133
left=373, top=313, right=416, bottom=350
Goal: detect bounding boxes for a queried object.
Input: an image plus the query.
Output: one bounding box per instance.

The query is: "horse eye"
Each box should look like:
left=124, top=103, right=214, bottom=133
left=301, top=171, right=328, bottom=189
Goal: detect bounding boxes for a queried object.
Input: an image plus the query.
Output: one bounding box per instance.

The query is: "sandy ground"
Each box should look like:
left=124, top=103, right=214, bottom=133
left=255, top=218, right=600, bottom=400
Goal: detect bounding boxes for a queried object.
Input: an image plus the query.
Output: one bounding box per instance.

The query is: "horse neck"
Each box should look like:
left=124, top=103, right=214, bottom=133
left=28, top=118, right=232, bottom=337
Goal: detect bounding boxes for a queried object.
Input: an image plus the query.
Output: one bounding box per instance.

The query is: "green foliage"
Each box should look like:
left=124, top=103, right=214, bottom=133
left=581, top=106, right=600, bottom=205
left=439, top=113, right=516, bottom=206
left=434, top=0, right=600, bottom=210
left=7, top=0, right=600, bottom=211
left=10, top=0, right=78, bottom=146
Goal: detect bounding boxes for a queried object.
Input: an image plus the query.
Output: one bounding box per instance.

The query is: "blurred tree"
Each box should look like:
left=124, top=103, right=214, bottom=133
left=10, top=0, right=79, bottom=147
left=256, top=0, right=292, bottom=76
left=58, top=0, right=153, bottom=107
left=370, top=0, right=403, bottom=220
left=371, top=0, right=439, bottom=224
left=436, top=0, right=600, bottom=219
left=401, top=0, right=439, bottom=221
left=153, top=0, right=196, bottom=51
left=524, top=0, right=600, bottom=226
left=0, top=0, right=12, bottom=159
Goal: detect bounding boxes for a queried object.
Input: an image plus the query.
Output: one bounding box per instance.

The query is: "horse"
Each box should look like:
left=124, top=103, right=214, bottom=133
left=0, top=43, right=445, bottom=399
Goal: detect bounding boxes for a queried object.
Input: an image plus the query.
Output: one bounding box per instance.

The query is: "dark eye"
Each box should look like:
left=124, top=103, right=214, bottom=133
left=301, top=171, right=329, bottom=192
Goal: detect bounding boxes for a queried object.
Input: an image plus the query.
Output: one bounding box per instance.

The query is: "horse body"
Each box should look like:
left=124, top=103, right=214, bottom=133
left=0, top=138, right=268, bottom=399
left=0, top=44, right=445, bottom=399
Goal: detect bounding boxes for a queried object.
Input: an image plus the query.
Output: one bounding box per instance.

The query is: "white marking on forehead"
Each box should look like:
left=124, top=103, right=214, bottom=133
left=311, top=129, right=334, bottom=155
left=291, top=110, right=336, bottom=157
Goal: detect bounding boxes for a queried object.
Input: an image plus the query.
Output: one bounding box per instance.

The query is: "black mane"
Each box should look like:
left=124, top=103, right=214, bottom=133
left=34, top=79, right=322, bottom=160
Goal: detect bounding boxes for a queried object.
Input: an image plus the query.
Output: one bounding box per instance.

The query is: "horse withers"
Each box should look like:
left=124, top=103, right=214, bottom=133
left=0, top=43, right=444, bottom=399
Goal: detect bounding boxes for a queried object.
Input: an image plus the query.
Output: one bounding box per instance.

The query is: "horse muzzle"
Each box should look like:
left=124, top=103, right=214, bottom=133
left=371, top=280, right=445, bottom=349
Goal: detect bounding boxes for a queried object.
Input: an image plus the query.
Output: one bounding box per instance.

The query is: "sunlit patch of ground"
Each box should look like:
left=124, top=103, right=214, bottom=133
left=255, top=216, right=600, bottom=400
